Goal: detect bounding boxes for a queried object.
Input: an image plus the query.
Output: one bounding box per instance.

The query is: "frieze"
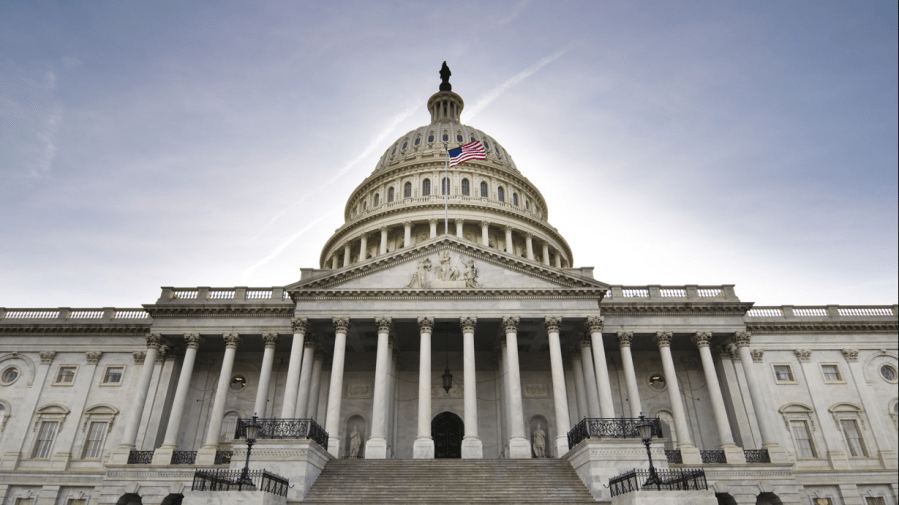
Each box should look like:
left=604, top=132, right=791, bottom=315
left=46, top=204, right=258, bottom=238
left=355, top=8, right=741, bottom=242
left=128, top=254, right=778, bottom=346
left=523, top=383, right=548, bottom=397
left=746, top=321, right=898, bottom=334
left=346, top=384, right=372, bottom=397
left=599, top=304, right=754, bottom=317
left=291, top=288, right=606, bottom=301
left=0, top=473, right=104, bottom=485
left=405, top=252, right=479, bottom=289
left=146, top=306, right=293, bottom=318
left=0, top=324, right=151, bottom=335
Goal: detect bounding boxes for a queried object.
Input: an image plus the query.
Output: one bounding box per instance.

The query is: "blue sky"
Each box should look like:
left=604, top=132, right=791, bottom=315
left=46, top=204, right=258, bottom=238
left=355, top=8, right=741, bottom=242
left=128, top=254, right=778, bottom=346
left=1, top=1, right=896, bottom=308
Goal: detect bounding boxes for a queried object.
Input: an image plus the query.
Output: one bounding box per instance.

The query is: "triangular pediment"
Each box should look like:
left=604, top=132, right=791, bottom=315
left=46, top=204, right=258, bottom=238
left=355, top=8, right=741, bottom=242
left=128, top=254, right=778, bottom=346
left=286, top=237, right=608, bottom=297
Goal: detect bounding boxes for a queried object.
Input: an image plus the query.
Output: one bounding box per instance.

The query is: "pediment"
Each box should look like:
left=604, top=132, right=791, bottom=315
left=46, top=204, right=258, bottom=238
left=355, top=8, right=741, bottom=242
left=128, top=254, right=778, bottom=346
left=286, top=237, right=608, bottom=297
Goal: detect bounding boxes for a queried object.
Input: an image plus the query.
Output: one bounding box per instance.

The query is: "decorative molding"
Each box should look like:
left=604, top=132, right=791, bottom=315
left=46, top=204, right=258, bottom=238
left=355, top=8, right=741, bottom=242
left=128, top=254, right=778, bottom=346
left=578, top=333, right=591, bottom=346
left=146, top=333, right=163, bottom=349
left=543, top=316, right=562, bottom=334
left=39, top=351, right=56, bottom=364
left=794, top=349, right=812, bottom=362
left=747, top=321, right=898, bottom=334
left=501, top=316, right=520, bottom=334
left=617, top=331, right=634, bottom=348
left=332, top=317, right=351, bottom=333
left=733, top=331, right=752, bottom=348
left=155, top=345, right=169, bottom=363
left=0, top=323, right=151, bottom=335
left=460, top=316, right=477, bottom=333
left=652, top=331, right=672, bottom=348
left=291, top=317, right=310, bottom=334
left=184, top=332, right=202, bottom=349
left=417, top=316, right=435, bottom=334
left=303, top=334, right=317, bottom=349
left=523, top=383, right=548, bottom=397
left=692, top=331, right=712, bottom=348
left=147, top=305, right=292, bottom=319
left=750, top=349, right=764, bottom=363
left=584, top=315, right=604, bottom=333
left=261, top=332, right=279, bottom=348
left=841, top=348, right=859, bottom=362
left=132, top=351, right=146, bottom=364
left=375, top=316, right=393, bottom=334
left=223, top=333, right=240, bottom=349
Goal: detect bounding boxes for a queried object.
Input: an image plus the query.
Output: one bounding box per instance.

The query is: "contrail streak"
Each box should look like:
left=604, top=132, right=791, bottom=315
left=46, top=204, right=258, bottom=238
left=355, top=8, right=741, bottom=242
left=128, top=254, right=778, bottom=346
left=241, top=212, right=335, bottom=281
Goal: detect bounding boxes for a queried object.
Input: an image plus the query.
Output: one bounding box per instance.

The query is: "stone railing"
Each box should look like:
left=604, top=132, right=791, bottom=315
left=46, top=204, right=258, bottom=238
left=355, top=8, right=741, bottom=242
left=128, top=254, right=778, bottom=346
left=159, top=287, right=290, bottom=303
left=604, top=285, right=738, bottom=301
left=745, top=305, right=897, bottom=319
left=0, top=307, right=150, bottom=321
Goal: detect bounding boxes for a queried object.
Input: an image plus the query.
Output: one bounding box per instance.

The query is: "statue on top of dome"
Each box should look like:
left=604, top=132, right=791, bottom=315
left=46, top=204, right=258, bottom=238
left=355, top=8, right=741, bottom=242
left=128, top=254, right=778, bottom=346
left=439, top=61, right=452, bottom=91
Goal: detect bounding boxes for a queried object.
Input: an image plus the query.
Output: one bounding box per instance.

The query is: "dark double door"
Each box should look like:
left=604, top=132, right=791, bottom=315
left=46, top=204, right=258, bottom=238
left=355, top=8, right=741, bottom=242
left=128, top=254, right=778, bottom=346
left=432, top=412, right=463, bottom=459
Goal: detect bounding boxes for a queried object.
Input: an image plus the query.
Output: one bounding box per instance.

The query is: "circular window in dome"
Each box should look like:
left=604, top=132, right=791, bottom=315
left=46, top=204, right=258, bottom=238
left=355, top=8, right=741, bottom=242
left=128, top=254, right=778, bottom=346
left=456, top=134, right=463, bottom=142
left=881, top=365, right=897, bottom=383
left=1, top=366, right=20, bottom=385
left=230, top=376, right=247, bottom=391
left=648, top=373, right=666, bottom=391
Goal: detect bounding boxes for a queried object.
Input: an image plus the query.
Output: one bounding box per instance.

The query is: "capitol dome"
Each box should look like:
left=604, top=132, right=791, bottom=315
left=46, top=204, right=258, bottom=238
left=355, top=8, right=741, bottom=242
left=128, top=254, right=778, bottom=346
left=319, top=64, right=573, bottom=270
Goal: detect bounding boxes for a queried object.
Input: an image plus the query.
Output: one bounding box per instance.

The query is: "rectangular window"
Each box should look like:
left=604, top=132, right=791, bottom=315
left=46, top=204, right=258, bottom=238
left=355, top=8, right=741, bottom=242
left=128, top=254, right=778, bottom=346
left=55, top=366, right=76, bottom=384
left=774, top=365, right=794, bottom=382
left=82, top=421, right=108, bottom=459
left=15, top=499, right=35, bottom=505
left=67, top=500, right=87, bottom=505
left=813, top=499, right=832, bottom=505
left=840, top=419, right=867, bottom=457
left=32, top=420, right=59, bottom=458
left=865, top=498, right=886, bottom=505
left=790, top=420, right=817, bottom=458
left=821, top=364, right=842, bottom=382
left=102, top=366, right=124, bottom=384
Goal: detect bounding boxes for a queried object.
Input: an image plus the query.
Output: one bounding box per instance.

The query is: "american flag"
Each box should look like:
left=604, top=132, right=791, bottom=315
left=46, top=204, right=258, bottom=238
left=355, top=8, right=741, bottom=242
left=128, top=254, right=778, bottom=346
left=448, top=141, right=486, bottom=167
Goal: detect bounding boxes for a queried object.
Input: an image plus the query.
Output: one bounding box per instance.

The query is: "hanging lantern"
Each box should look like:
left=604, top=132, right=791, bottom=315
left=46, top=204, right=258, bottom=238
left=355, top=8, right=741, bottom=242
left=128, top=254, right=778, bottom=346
left=442, top=366, right=453, bottom=393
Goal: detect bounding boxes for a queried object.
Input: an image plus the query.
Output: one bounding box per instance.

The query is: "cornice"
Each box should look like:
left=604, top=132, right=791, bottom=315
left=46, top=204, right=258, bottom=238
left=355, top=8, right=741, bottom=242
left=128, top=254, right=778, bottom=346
left=146, top=305, right=294, bottom=318
left=746, top=321, right=899, bottom=334
left=600, top=302, right=754, bottom=317
left=291, top=288, right=606, bottom=301
left=0, top=472, right=104, bottom=485
left=0, top=323, right=151, bottom=335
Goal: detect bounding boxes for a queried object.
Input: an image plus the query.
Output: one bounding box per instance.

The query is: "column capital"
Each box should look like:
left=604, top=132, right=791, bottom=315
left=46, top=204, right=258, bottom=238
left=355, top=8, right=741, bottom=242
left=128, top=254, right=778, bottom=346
left=379, top=225, right=389, bottom=232
left=314, top=349, right=326, bottom=360
left=291, top=317, right=310, bottom=334
left=653, top=331, right=673, bottom=348
left=578, top=333, right=591, bottom=347
left=691, top=331, right=712, bottom=348
left=584, top=315, right=605, bottom=333
left=480, top=220, right=490, bottom=228
left=184, top=333, right=203, bottom=349
left=262, top=333, right=279, bottom=349
left=86, top=351, right=103, bottom=365
left=403, top=220, right=413, bottom=228
left=428, top=218, right=438, bottom=225
left=454, top=218, right=465, bottom=225
left=793, top=349, right=812, bottom=362
left=716, top=345, right=733, bottom=360
left=570, top=348, right=582, bottom=359
left=617, top=331, right=634, bottom=348
left=503, top=225, right=513, bottom=233
left=418, top=316, right=435, bottom=334
left=543, top=316, right=563, bottom=333
left=375, top=316, right=393, bottom=334
left=460, top=316, right=477, bottom=333
left=146, top=333, right=163, bottom=349
left=501, top=316, right=520, bottom=334
left=156, top=345, right=170, bottom=363
left=525, top=232, right=533, bottom=239
left=750, top=349, right=764, bottom=363
left=841, top=348, right=859, bottom=362
left=223, top=333, right=241, bottom=349
left=732, top=331, right=752, bottom=347
left=303, top=334, right=318, bottom=349
left=333, top=316, right=351, bottom=333
left=132, top=351, right=146, bottom=364
left=40, top=351, right=56, bottom=364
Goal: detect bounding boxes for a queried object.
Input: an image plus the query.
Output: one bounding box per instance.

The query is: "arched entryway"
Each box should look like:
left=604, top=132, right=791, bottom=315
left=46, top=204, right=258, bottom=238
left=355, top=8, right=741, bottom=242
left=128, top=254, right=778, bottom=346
left=432, top=412, right=463, bottom=458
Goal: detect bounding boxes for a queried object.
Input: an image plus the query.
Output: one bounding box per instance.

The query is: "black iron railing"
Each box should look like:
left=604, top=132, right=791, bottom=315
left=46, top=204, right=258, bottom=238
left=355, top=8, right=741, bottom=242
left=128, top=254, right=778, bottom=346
left=127, top=450, right=154, bottom=464
left=665, top=450, right=683, bottom=464
left=744, top=449, right=771, bottom=463
left=192, top=469, right=289, bottom=497
left=214, top=451, right=233, bottom=465
left=700, top=450, right=726, bottom=463
left=609, top=468, right=707, bottom=496
left=171, top=451, right=197, bottom=464
left=235, top=418, right=328, bottom=450
left=567, top=417, right=663, bottom=448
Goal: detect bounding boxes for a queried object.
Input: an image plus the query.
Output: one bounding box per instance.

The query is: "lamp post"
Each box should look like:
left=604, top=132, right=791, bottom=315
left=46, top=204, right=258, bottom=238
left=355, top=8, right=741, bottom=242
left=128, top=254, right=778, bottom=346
left=636, top=413, right=661, bottom=489
left=238, top=413, right=262, bottom=488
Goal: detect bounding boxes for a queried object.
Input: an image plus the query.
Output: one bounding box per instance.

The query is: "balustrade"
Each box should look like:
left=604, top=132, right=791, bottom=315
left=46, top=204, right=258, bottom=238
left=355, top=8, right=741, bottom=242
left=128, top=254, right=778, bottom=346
left=700, top=450, right=726, bottom=463
left=127, top=450, right=154, bottom=464
left=235, top=418, right=329, bottom=450
left=743, top=449, right=771, bottom=463
left=609, top=468, right=707, bottom=496
left=567, top=417, right=662, bottom=448
left=664, top=450, right=683, bottom=464
left=192, top=469, right=288, bottom=497
left=171, top=451, right=197, bottom=464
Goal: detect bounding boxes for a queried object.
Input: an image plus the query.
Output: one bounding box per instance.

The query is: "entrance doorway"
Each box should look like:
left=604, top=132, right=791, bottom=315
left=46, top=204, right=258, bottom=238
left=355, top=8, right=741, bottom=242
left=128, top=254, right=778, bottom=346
left=432, top=412, right=463, bottom=458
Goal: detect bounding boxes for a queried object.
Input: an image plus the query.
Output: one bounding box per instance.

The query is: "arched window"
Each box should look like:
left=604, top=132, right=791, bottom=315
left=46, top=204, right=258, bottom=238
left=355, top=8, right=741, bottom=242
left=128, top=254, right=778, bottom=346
left=388, top=187, right=395, bottom=202
left=479, top=182, right=487, bottom=197
left=512, top=193, right=518, bottom=206
left=363, top=201, right=367, bottom=210
left=374, top=194, right=380, bottom=207
left=442, top=177, right=449, bottom=195
left=461, top=179, right=470, bottom=196
left=456, top=134, right=463, bottom=142
left=414, top=137, right=421, bottom=146
left=404, top=182, right=412, bottom=198
left=497, top=187, right=505, bottom=202
left=422, top=179, right=431, bottom=196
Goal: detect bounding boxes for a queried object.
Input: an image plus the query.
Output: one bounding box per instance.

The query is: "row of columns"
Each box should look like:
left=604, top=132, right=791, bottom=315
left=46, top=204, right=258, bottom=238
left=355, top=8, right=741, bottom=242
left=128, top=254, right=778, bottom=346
left=329, top=220, right=567, bottom=269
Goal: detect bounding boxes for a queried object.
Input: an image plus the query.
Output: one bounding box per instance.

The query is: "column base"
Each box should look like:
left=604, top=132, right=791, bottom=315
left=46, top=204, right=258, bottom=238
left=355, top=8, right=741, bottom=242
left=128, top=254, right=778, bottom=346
left=554, top=435, right=570, bottom=458
left=461, top=437, right=483, bottom=459
left=762, top=442, right=791, bottom=464
left=677, top=444, right=702, bottom=465
left=413, top=438, right=434, bottom=459
left=364, top=437, right=388, bottom=459
left=508, top=437, right=531, bottom=459
left=107, top=444, right=136, bottom=465
left=328, top=436, right=341, bottom=458
left=195, top=445, right=219, bottom=465
left=722, top=444, right=747, bottom=464
left=151, top=445, right=176, bottom=465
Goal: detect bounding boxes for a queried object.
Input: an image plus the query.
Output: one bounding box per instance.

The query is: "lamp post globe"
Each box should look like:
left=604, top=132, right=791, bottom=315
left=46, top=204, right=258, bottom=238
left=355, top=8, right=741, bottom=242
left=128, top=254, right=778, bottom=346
left=636, top=413, right=661, bottom=489
left=238, top=413, right=262, bottom=488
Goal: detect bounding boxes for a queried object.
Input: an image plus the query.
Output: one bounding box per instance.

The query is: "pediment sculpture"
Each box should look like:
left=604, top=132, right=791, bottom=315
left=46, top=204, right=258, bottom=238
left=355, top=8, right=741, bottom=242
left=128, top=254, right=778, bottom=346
left=406, top=252, right=479, bottom=289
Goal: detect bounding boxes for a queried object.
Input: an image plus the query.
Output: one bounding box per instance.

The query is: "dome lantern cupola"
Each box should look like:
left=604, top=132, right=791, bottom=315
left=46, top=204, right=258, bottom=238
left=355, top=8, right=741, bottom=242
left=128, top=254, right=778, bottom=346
left=427, top=62, right=464, bottom=124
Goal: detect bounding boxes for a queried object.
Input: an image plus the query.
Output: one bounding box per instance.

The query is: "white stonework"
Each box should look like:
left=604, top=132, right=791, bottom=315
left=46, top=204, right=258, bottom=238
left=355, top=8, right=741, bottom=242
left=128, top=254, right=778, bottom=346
left=0, top=68, right=896, bottom=505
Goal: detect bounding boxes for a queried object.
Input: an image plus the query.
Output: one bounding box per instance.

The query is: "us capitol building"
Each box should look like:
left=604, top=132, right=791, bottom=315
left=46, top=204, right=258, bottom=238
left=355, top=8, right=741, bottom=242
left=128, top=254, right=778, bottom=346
left=0, top=65, right=896, bottom=505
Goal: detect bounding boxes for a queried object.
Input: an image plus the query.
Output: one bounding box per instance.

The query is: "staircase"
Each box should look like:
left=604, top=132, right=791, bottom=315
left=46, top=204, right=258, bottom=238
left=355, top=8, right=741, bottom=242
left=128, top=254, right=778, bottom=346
left=303, top=459, right=596, bottom=504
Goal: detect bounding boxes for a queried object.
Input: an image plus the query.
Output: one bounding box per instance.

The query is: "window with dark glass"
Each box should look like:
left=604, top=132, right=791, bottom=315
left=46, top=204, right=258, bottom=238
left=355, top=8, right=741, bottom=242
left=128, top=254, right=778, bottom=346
left=388, top=187, right=395, bottom=202
left=414, top=137, right=421, bottom=145
left=402, top=141, right=408, bottom=150
left=497, top=187, right=504, bottom=202
left=461, top=179, right=470, bottom=196
left=480, top=182, right=488, bottom=197
left=512, top=193, right=518, bottom=206
left=102, top=367, right=123, bottom=384
left=442, top=133, right=448, bottom=141
left=840, top=420, right=867, bottom=457
left=422, top=179, right=431, bottom=196
left=56, top=366, right=76, bottom=384
left=457, top=134, right=463, bottom=142
left=428, top=135, right=434, bottom=142
left=404, top=182, right=412, bottom=198
left=374, top=194, right=380, bottom=207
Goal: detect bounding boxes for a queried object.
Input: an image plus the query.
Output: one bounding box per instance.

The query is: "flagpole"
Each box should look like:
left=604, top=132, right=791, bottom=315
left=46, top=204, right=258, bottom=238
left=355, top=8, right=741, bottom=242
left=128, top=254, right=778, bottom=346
left=444, top=147, right=449, bottom=235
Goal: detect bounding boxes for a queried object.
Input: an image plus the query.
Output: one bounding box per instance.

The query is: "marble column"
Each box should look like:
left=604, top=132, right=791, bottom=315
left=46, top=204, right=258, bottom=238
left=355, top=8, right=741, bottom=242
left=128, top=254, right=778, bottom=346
left=307, top=350, right=325, bottom=423
left=480, top=221, right=489, bottom=246
left=331, top=255, right=339, bottom=269
left=152, top=333, right=202, bottom=464
left=842, top=348, right=898, bottom=468
left=197, top=333, right=240, bottom=464
left=358, top=235, right=367, bottom=262
left=403, top=221, right=412, bottom=247
left=733, top=331, right=788, bottom=463
left=325, top=317, right=350, bottom=457
left=693, top=332, right=745, bottom=463
left=554, top=253, right=562, bottom=268
left=429, top=218, right=438, bottom=238
left=294, top=335, right=317, bottom=418
left=366, top=317, right=392, bottom=458
left=343, top=243, right=351, bottom=267
left=545, top=316, right=571, bottom=457
left=281, top=318, right=308, bottom=418
left=617, top=332, right=643, bottom=417
left=414, top=317, right=435, bottom=458
left=388, top=345, right=398, bottom=457
left=525, top=233, right=534, bottom=260
left=117, top=334, right=162, bottom=452
left=578, top=335, right=602, bottom=418
left=504, top=226, right=514, bottom=254
left=542, top=243, right=550, bottom=266
left=499, top=343, right=512, bottom=456
left=461, top=317, right=483, bottom=458
left=379, top=226, right=388, bottom=255
left=255, top=333, right=278, bottom=418
left=570, top=351, right=589, bottom=421
left=585, top=316, right=615, bottom=417
left=455, top=218, right=464, bottom=237
left=502, top=317, right=531, bottom=458
left=654, top=332, right=701, bottom=464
